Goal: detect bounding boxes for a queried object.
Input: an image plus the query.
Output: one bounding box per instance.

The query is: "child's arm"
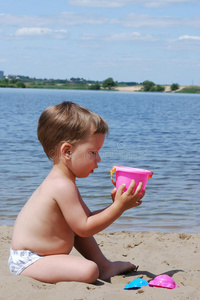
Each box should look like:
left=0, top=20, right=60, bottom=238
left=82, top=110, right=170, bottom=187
left=56, top=179, right=144, bottom=237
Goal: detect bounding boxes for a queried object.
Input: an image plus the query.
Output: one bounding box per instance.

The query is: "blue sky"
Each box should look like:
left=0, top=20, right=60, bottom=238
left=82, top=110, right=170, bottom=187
left=0, top=0, right=200, bottom=85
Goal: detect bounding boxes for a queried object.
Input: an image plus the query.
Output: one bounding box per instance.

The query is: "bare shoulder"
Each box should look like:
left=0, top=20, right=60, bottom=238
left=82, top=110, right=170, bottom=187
left=44, top=171, right=79, bottom=204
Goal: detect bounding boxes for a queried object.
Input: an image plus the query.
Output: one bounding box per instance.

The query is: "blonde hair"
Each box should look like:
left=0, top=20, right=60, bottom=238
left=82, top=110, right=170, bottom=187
left=37, top=101, right=109, bottom=160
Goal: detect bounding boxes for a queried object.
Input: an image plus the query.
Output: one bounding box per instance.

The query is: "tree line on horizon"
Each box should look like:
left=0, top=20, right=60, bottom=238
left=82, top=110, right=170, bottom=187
left=0, top=75, right=139, bottom=90
left=1, top=75, right=199, bottom=93
left=142, top=80, right=180, bottom=92
left=0, top=75, right=176, bottom=90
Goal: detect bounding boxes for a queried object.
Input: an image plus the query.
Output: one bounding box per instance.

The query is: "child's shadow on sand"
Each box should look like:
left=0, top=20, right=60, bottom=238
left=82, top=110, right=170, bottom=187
left=127, top=268, right=184, bottom=280
left=96, top=269, right=184, bottom=285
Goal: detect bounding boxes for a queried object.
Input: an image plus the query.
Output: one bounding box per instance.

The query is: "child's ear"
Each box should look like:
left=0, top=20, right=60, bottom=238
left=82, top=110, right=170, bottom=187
left=61, top=142, right=73, bottom=160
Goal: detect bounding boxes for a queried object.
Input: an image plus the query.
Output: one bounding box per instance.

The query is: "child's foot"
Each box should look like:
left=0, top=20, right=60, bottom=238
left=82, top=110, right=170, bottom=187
left=99, top=261, right=138, bottom=281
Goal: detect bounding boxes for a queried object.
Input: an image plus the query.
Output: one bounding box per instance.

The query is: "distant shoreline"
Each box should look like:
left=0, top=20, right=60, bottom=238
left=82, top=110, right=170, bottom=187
left=114, top=85, right=185, bottom=93
left=1, top=84, right=200, bottom=93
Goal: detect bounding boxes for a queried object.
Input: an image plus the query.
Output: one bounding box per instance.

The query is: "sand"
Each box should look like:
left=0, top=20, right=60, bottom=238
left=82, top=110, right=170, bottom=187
left=1, top=226, right=200, bottom=300
left=114, top=85, right=185, bottom=92
left=115, top=85, right=143, bottom=92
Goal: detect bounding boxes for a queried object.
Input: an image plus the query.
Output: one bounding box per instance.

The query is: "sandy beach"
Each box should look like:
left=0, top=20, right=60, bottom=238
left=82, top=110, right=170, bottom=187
left=114, top=85, right=185, bottom=92
left=1, top=226, right=200, bottom=300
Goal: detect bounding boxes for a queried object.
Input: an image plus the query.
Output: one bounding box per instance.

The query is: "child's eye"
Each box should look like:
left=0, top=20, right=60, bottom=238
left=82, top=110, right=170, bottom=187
left=90, top=152, right=97, bottom=157
left=90, top=151, right=98, bottom=158
left=88, top=151, right=100, bottom=161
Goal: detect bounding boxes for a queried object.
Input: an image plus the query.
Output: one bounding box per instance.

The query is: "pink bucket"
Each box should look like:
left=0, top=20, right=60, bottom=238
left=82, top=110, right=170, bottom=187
left=110, top=166, right=153, bottom=192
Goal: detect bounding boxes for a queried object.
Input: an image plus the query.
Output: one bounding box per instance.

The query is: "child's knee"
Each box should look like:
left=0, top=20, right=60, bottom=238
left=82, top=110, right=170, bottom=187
left=85, top=261, right=99, bottom=283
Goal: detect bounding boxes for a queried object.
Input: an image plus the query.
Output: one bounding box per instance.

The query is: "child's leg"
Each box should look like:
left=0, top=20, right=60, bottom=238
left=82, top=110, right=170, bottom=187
left=74, top=235, right=138, bottom=281
left=21, top=254, right=99, bottom=284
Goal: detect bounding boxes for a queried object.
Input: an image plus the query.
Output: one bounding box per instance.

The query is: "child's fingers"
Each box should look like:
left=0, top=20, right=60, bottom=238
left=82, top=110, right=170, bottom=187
left=127, top=181, right=145, bottom=198
left=117, top=183, right=126, bottom=195
left=126, top=180, right=136, bottom=194
left=134, top=182, right=143, bottom=195
left=111, top=187, right=117, bottom=202
left=136, top=190, right=145, bottom=201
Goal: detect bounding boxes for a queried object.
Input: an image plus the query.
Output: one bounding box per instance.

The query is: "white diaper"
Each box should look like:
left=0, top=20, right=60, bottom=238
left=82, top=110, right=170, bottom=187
left=8, top=248, right=43, bottom=275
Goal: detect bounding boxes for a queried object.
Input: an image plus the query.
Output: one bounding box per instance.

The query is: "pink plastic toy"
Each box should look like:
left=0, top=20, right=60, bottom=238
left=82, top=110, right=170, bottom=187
left=110, top=166, right=153, bottom=192
left=149, top=275, right=178, bottom=289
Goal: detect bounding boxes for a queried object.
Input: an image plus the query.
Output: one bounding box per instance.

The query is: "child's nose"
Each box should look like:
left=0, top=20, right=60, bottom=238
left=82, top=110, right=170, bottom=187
left=96, top=153, right=101, bottom=163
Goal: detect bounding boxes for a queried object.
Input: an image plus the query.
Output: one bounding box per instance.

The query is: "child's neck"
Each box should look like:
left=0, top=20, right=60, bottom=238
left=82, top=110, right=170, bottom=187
left=52, top=162, right=76, bottom=183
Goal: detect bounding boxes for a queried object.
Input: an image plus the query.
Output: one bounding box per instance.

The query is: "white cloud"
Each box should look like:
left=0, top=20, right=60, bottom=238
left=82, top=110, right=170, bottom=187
left=68, top=0, right=127, bottom=8
left=0, top=14, right=41, bottom=27
left=105, top=32, right=155, bottom=41
left=144, top=0, right=196, bottom=8
left=166, top=35, right=200, bottom=51
left=57, top=12, right=107, bottom=25
left=178, top=35, right=200, bottom=41
left=16, top=27, right=51, bottom=36
left=0, top=12, right=107, bottom=27
left=0, top=12, right=199, bottom=31
left=68, top=0, right=197, bottom=8
left=111, top=13, right=180, bottom=28
left=15, top=27, right=67, bottom=39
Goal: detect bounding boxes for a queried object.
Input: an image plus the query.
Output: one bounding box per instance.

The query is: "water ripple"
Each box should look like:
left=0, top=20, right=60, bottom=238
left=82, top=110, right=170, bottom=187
left=0, top=89, right=200, bottom=232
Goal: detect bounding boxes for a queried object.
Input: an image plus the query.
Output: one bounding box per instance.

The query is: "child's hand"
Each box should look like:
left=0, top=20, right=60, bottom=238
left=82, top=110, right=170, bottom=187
left=112, top=180, right=145, bottom=211
left=111, top=187, right=117, bottom=202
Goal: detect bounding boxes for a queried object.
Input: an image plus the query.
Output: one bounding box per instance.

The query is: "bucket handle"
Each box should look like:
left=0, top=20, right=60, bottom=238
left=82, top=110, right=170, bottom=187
left=110, top=166, right=116, bottom=186
left=149, top=171, right=153, bottom=179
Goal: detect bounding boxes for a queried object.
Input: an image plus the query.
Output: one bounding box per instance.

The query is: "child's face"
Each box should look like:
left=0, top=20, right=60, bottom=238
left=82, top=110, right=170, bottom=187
left=69, top=132, right=105, bottom=178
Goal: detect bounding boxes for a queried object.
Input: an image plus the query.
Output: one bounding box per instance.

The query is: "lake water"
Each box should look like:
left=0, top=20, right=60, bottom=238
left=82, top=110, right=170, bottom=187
left=0, top=88, right=200, bottom=233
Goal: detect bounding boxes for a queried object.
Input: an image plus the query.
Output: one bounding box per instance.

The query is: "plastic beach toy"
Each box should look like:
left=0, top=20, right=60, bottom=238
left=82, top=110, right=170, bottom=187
left=110, top=166, right=153, bottom=192
left=149, top=275, right=178, bottom=289
left=124, top=278, right=149, bottom=290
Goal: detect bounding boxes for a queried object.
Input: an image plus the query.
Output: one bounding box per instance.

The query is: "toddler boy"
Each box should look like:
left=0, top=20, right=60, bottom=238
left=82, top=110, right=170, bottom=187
left=9, top=102, right=144, bottom=283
